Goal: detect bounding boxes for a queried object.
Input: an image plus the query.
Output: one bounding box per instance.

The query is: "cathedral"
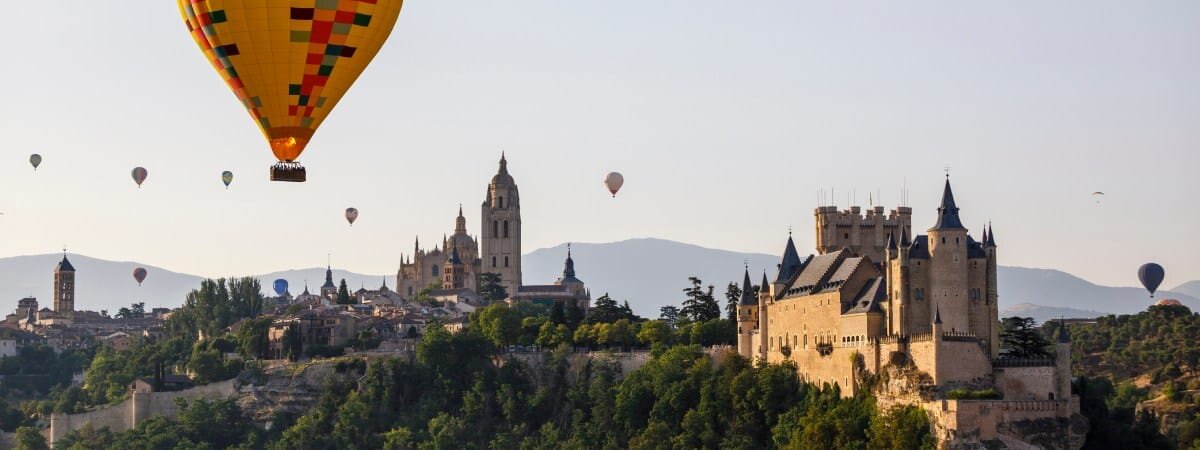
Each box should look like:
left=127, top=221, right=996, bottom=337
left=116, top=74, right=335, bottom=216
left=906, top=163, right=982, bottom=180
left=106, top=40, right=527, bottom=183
left=396, top=154, right=590, bottom=309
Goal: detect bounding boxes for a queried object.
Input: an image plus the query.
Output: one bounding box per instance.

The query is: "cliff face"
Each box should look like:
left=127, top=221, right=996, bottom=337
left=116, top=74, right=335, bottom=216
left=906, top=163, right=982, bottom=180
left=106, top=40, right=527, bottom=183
left=236, top=358, right=369, bottom=428
left=874, top=364, right=1088, bottom=450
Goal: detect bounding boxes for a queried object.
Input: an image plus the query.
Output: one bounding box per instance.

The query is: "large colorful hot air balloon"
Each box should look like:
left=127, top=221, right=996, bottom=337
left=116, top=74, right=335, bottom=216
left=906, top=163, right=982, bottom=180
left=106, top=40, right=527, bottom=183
left=273, top=279, right=289, bottom=296
left=345, top=207, right=359, bottom=226
left=132, top=167, right=148, bottom=188
left=133, top=267, right=148, bottom=286
left=222, top=171, right=234, bottom=188
left=1138, top=263, right=1165, bottom=298
left=177, top=1, right=405, bottom=182
left=29, top=154, right=42, bottom=171
left=603, top=172, right=624, bottom=197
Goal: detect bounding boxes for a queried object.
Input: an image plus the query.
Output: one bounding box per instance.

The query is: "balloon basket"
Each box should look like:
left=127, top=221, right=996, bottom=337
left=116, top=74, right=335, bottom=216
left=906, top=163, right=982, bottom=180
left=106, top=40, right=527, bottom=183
left=270, top=163, right=306, bottom=182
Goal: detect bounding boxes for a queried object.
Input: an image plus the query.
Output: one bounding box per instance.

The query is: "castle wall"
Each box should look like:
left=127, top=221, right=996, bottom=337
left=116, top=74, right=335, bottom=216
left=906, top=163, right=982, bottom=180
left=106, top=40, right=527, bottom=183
left=928, top=231, right=970, bottom=333
left=935, top=340, right=993, bottom=387
left=814, top=206, right=912, bottom=261
left=994, top=366, right=1057, bottom=401
left=907, top=260, right=932, bottom=334
left=47, top=379, right=238, bottom=446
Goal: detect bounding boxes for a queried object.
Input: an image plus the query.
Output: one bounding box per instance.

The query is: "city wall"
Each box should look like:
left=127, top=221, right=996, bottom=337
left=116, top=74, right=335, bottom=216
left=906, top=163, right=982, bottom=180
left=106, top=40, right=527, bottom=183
left=46, top=379, right=238, bottom=447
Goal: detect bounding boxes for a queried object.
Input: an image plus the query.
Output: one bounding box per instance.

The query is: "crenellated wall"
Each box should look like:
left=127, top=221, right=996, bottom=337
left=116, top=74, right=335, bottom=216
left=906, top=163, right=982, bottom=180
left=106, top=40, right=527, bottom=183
left=47, top=379, right=238, bottom=447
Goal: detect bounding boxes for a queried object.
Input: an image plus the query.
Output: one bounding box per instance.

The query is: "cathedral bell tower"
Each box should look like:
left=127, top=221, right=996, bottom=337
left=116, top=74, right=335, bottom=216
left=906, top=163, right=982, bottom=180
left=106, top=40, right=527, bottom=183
left=481, top=153, right=522, bottom=297
left=54, top=253, right=76, bottom=313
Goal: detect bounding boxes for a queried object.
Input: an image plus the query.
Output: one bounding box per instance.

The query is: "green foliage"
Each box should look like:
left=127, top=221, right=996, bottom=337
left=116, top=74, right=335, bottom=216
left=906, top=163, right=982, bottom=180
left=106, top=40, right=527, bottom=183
left=725, top=282, right=742, bottom=322
left=867, top=406, right=935, bottom=450
left=681, top=277, right=721, bottom=323
left=1000, top=316, right=1052, bottom=358
left=166, top=277, right=266, bottom=340
left=1075, top=376, right=1172, bottom=450
left=658, top=305, right=681, bottom=328
left=1071, top=305, right=1200, bottom=380
left=586, top=293, right=635, bottom=325
left=944, top=388, right=1001, bottom=400
left=479, top=272, right=508, bottom=303
left=0, top=345, right=91, bottom=396
left=236, top=316, right=273, bottom=360
left=337, top=278, right=353, bottom=304
left=14, top=426, right=48, bottom=450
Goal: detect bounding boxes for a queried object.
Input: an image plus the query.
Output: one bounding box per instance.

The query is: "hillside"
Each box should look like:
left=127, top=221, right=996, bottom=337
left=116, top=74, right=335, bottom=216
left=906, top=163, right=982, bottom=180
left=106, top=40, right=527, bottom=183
left=1173, top=280, right=1200, bottom=299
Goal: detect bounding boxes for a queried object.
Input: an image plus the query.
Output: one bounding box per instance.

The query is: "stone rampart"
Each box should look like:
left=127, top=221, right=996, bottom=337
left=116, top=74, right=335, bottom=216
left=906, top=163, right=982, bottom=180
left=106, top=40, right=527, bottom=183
left=46, top=379, right=238, bottom=447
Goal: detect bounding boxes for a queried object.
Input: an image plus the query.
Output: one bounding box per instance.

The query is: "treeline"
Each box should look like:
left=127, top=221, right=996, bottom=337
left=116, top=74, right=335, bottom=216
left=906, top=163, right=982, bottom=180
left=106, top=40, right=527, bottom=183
left=32, top=327, right=933, bottom=450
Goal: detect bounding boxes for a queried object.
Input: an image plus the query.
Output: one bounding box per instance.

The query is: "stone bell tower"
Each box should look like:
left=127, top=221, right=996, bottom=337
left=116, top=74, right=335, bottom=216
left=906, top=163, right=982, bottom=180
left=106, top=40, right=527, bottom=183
left=54, top=253, right=76, bottom=313
left=481, top=153, right=522, bottom=297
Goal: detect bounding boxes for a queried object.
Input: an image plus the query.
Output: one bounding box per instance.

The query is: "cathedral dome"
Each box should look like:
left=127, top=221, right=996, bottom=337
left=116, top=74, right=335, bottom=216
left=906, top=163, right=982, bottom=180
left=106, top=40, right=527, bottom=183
left=491, top=153, right=514, bottom=185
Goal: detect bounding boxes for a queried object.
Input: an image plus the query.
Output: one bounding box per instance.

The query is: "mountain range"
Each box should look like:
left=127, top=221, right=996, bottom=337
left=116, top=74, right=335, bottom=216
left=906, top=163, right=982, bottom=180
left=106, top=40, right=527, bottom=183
left=1, top=238, right=1194, bottom=324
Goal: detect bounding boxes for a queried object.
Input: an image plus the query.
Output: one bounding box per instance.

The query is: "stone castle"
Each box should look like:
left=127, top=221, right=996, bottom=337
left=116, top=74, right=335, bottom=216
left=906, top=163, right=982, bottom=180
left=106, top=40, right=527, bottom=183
left=737, top=177, right=1086, bottom=449
left=396, top=154, right=590, bottom=309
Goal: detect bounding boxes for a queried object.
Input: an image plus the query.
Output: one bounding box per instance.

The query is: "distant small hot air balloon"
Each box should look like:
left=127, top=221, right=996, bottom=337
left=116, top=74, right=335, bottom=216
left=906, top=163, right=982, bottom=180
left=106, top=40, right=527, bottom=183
left=1092, top=192, right=1105, bottom=204
left=1138, top=263, right=1165, bottom=298
left=604, top=172, right=624, bottom=197
left=131, top=167, right=148, bottom=188
left=273, top=279, right=289, bottom=296
left=132, top=267, right=148, bottom=286
left=345, top=208, right=359, bottom=226
left=29, top=154, right=42, bottom=171
left=222, top=171, right=234, bottom=188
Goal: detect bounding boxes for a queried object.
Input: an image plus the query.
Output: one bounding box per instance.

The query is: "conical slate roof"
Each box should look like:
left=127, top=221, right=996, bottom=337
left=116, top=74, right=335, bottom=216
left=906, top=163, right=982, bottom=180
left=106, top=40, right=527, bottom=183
left=930, top=178, right=966, bottom=231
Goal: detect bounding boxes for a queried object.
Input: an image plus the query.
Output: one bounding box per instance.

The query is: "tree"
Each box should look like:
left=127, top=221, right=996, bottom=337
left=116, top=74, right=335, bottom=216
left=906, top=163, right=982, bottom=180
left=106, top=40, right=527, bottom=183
left=587, top=294, right=629, bottom=324
left=337, top=279, right=353, bottom=304
left=14, top=426, right=48, bottom=450
left=131, top=302, right=146, bottom=318
left=283, top=323, right=303, bottom=361
left=479, top=272, right=508, bottom=303
left=659, top=305, right=681, bottom=328
left=475, top=305, right=522, bottom=348
left=725, top=282, right=742, bottom=322
left=637, top=320, right=673, bottom=347
left=681, top=277, right=720, bottom=323
left=1000, top=317, right=1051, bottom=358
left=549, top=301, right=565, bottom=325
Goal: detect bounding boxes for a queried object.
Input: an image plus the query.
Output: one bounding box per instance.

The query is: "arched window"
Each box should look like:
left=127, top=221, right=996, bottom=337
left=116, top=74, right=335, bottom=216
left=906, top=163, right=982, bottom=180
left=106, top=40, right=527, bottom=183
left=503, top=221, right=509, bottom=238
left=504, top=256, right=510, bottom=267
left=492, top=221, right=499, bottom=237
left=499, top=196, right=504, bottom=208
left=491, top=256, right=497, bottom=267
left=432, top=265, right=439, bottom=277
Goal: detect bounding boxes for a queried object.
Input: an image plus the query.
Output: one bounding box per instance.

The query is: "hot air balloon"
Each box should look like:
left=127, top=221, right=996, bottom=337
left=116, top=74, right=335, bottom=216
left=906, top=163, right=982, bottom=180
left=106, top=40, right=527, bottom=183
left=604, top=172, right=624, bottom=197
left=132, top=167, right=148, bottom=188
left=345, top=207, right=359, bottom=226
left=1092, top=192, right=1105, bottom=204
left=29, top=154, right=42, bottom=171
left=1138, top=263, right=1165, bottom=298
left=132, top=267, right=148, bottom=286
left=273, top=279, right=289, bottom=296
left=222, top=171, right=234, bottom=188
left=177, top=1, right=405, bottom=182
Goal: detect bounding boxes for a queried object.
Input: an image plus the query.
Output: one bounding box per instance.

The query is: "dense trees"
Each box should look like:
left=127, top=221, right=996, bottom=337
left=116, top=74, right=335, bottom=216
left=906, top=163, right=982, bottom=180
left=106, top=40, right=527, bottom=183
left=681, top=277, right=721, bottom=323
left=999, top=317, right=1052, bottom=358
left=479, top=273, right=508, bottom=303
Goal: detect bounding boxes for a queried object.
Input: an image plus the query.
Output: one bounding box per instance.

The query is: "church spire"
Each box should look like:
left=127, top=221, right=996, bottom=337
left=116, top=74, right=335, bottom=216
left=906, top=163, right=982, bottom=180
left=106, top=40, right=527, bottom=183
left=930, top=177, right=966, bottom=231
left=562, top=243, right=576, bottom=278
left=986, top=222, right=997, bottom=247
left=455, top=204, right=466, bottom=233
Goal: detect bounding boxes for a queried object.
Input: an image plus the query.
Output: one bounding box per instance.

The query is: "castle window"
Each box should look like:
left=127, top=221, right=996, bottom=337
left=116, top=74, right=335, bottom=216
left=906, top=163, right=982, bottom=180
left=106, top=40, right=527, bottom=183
left=492, top=256, right=497, bottom=267
left=844, top=233, right=849, bottom=239
left=493, top=221, right=499, bottom=237
left=504, top=256, right=510, bottom=267
left=432, top=265, right=440, bottom=277
left=914, top=288, right=925, bottom=300
left=941, top=237, right=946, bottom=244
left=503, top=221, right=510, bottom=238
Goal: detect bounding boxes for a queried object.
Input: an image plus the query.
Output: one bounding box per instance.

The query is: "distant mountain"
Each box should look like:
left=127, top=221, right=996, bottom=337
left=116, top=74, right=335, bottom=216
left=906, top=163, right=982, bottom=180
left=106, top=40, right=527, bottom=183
left=0, top=254, right=204, bottom=313
left=0, top=241, right=1194, bottom=319
left=1172, top=281, right=1200, bottom=299
left=1000, top=303, right=1105, bottom=324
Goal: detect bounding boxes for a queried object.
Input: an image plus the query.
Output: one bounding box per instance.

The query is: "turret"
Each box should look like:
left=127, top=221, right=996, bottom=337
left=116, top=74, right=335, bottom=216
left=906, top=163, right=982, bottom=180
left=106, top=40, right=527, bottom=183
left=736, top=268, right=759, bottom=357
left=926, top=177, right=970, bottom=333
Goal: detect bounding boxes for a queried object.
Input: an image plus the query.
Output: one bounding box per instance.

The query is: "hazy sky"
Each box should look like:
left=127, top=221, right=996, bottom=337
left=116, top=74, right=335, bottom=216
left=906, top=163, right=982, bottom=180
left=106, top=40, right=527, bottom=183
left=0, top=1, right=1196, bottom=289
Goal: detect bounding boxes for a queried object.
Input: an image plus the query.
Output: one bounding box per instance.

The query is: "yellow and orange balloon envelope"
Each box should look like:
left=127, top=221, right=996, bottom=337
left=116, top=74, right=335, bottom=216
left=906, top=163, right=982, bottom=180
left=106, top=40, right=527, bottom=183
left=178, top=1, right=404, bottom=163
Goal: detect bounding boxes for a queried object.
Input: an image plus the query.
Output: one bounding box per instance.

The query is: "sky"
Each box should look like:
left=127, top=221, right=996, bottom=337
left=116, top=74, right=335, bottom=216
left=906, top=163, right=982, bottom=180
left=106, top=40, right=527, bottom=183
left=0, top=1, right=1197, bottom=289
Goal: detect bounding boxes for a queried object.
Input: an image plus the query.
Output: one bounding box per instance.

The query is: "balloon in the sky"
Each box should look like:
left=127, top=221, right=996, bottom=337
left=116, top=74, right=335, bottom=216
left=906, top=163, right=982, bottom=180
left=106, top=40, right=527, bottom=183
left=273, top=279, right=289, bottom=296
left=132, top=267, right=148, bottom=286
left=222, top=171, right=234, bottom=188
left=345, top=207, right=359, bottom=226
left=603, top=172, right=624, bottom=197
left=1092, top=192, right=1105, bottom=204
left=176, top=1, right=406, bottom=183
left=1138, top=263, right=1165, bottom=298
left=29, top=154, right=42, bottom=170
left=131, top=167, right=148, bottom=188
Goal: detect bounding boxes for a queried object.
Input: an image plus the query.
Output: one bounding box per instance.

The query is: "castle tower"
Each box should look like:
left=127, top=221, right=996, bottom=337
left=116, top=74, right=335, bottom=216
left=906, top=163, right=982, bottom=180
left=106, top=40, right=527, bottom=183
left=54, top=254, right=75, bottom=313
left=985, top=224, right=1000, bottom=358
left=814, top=205, right=912, bottom=261
left=926, top=177, right=970, bottom=333
left=736, top=268, right=759, bottom=357
left=481, top=153, right=522, bottom=297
